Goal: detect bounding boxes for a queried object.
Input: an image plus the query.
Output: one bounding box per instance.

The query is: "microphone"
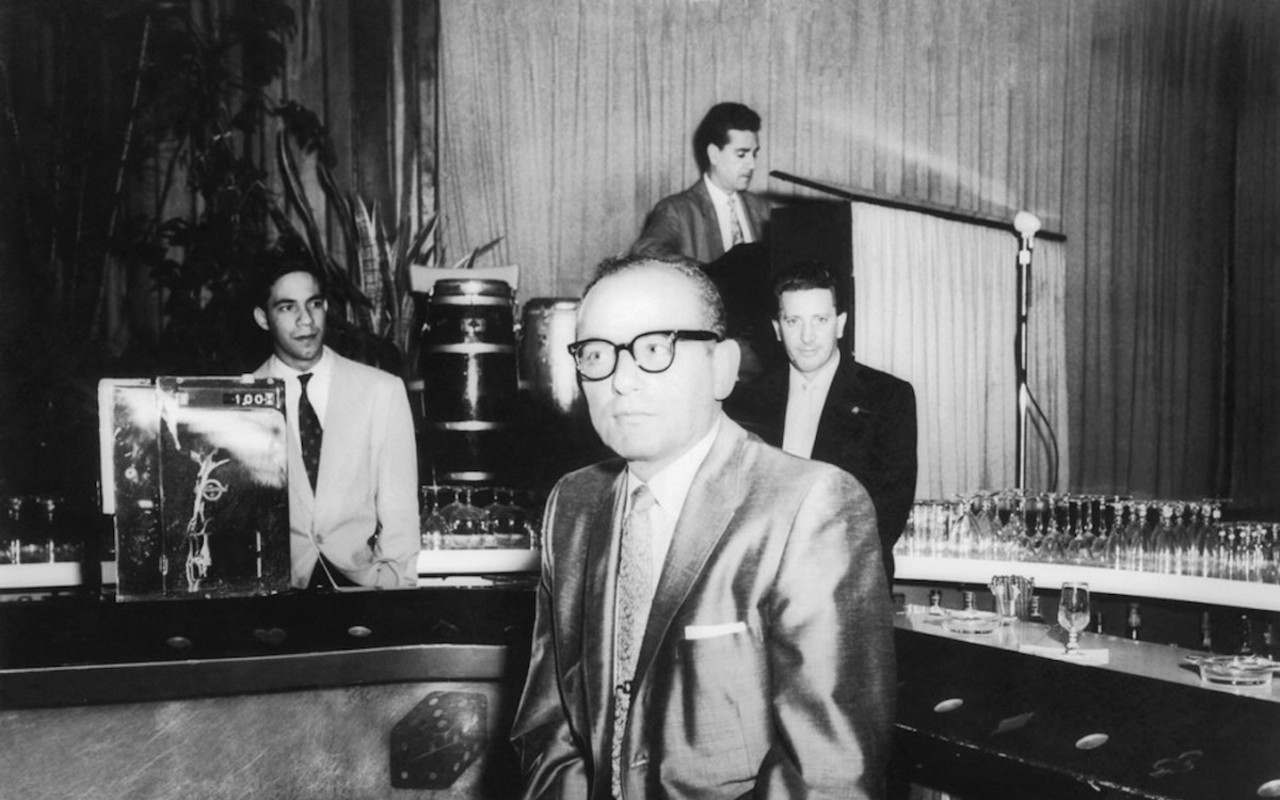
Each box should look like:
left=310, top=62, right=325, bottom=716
left=1014, top=211, right=1041, bottom=265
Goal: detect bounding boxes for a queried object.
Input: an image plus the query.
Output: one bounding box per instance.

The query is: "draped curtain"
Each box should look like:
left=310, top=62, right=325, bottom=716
left=851, top=204, right=1068, bottom=500
left=438, top=0, right=1276, bottom=507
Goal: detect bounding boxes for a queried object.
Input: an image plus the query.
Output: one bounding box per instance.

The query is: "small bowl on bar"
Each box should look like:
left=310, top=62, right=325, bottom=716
left=1193, top=654, right=1276, bottom=687
left=942, top=609, right=1001, bottom=635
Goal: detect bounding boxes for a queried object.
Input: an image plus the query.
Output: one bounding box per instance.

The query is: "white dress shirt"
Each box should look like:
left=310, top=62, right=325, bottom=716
left=704, top=174, right=753, bottom=251
left=781, top=356, right=839, bottom=458
left=624, top=415, right=722, bottom=586
left=261, top=346, right=333, bottom=440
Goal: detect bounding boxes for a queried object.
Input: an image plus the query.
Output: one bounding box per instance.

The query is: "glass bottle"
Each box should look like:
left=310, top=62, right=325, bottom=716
left=1028, top=595, right=1045, bottom=624
left=1125, top=602, right=1142, bottom=641
left=1236, top=614, right=1257, bottom=656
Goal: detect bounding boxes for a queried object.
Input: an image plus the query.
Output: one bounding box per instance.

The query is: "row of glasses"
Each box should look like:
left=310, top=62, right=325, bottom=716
left=420, top=484, right=543, bottom=550
left=0, top=494, right=83, bottom=564
left=898, top=492, right=1277, bottom=584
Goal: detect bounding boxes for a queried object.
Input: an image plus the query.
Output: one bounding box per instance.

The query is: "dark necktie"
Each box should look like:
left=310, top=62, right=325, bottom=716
left=612, top=484, right=656, bottom=799
left=298, top=373, right=323, bottom=491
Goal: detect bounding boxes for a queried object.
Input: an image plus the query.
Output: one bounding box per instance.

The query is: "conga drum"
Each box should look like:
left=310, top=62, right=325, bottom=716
left=518, top=298, right=582, bottom=416
left=418, top=278, right=517, bottom=483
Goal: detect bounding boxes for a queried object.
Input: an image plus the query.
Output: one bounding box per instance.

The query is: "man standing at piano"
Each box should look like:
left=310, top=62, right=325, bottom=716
left=726, top=263, right=918, bottom=584
left=252, top=259, right=420, bottom=590
left=630, top=102, right=771, bottom=264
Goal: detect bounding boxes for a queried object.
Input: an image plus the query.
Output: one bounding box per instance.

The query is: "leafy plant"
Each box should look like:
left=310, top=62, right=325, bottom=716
left=111, top=0, right=300, bottom=373
left=273, top=107, right=502, bottom=378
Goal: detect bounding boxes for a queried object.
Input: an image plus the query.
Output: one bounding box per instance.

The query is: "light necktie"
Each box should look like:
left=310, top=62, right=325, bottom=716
left=612, top=484, right=657, bottom=798
left=728, top=195, right=745, bottom=246
left=298, top=373, right=323, bottom=491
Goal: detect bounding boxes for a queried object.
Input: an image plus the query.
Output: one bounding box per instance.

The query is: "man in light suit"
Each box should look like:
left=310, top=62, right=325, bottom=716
left=630, top=102, right=771, bottom=265
left=511, top=255, right=894, bottom=799
left=726, top=264, right=918, bottom=584
left=252, top=261, right=419, bottom=589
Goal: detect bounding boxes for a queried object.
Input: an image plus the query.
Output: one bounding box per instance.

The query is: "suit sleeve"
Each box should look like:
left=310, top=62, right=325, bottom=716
left=759, top=469, right=896, bottom=799
left=876, top=380, right=918, bottom=551
left=630, top=196, right=688, bottom=260
left=510, top=486, right=592, bottom=800
left=370, top=376, right=421, bottom=587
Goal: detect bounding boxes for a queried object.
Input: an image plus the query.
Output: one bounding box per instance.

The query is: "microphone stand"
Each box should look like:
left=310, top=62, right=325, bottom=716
left=1014, top=233, right=1033, bottom=491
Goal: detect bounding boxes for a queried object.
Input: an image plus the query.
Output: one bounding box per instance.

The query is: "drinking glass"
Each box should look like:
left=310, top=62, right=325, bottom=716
left=441, top=486, right=490, bottom=549
left=487, top=487, right=530, bottom=549
left=1058, top=581, right=1091, bottom=656
left=419, top=484, right=450, bottom=550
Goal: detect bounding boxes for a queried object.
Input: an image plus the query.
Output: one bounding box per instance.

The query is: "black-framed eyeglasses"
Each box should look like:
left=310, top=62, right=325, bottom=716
left=566, top=330, right=722, bottom=381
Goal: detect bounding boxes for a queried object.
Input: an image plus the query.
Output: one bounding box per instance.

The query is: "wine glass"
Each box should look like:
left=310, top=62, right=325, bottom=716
left=419, top=484, right=450, bottom=550
left=440, top=486, right=490, bottom=549
left=487, top=487, right=530, bottom=549
left=1058, top=581, right=1091, bottom=656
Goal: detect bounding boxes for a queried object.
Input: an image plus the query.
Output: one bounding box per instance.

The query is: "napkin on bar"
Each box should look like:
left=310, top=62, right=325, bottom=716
left=1018, top=643, right=1110, bottom=664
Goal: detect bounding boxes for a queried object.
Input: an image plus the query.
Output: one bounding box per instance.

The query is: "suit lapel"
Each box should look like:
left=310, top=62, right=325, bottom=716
left=814, top=356, right=866, bottom=462
left=316, top=353, right=360, bottom=505
left=690, top=180, right=726, bottom=261
left=632, top=420, right=746, bottom=689
left=572, top=466, right=627, bottom=768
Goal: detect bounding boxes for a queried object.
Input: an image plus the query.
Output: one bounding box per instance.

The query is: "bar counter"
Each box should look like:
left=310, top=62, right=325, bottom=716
left=3, top=579, right=1278, bottom=799
left=893, top=611, right=1280, bottom=799
left=0, top=586, right=536, bottom=799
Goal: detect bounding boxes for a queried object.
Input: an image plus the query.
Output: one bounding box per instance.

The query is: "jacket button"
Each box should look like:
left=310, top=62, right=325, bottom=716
left=315, top=535, right=325, bottom=544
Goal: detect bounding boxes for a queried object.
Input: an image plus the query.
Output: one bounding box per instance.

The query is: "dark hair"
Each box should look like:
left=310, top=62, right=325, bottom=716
left=772, top=261, right=844, bottom=316
left=253, top=253, right=328, bottom=310
left=692, top=102, right=761, bottom=174
left=584, top=253, right=727, bottom=337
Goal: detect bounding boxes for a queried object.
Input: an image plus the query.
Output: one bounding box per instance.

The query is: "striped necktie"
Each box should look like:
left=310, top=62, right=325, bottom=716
left=728, top=195, right=745, bottom=246
left=612, top=484, right=656, bottom=798
left=297, top=373, right=323, bottom=491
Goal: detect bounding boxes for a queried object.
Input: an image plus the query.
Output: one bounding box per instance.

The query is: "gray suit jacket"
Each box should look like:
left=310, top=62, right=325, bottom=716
left=630, top=179, right=771, bottom=265
left=255, top=347, right=420, bottom=588
left=511, top=416, right=895, bottom=799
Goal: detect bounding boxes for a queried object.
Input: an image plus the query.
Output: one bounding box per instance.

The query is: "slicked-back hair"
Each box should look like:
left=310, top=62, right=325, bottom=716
left=692, top=102, right=762, bottom=174
left=254, top=258, right=328, bottom=311
left=772, top=262, right=844, bottom=316
left=583, top=254, right=727, bottom=337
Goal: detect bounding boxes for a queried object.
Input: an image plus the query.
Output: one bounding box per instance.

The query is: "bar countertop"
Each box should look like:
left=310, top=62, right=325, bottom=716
left=893, top=611, right=1280, bottom=800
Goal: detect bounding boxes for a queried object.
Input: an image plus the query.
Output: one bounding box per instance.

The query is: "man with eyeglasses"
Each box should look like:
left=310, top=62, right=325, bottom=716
left=510, top=255, right=894, bottom=799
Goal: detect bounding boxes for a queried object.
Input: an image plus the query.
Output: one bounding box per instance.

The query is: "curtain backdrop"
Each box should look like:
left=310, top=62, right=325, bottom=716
left=851, top=204, right=1068, bottom=500
left=438, top=0, right=1275, bottom=507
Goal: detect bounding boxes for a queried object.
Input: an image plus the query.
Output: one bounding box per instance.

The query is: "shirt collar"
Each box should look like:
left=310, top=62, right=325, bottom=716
left=627, top=413, right=722, bottom=517
left=268, top=345, right=333, bottom=382
left=703, top=173, right=737, bottom=206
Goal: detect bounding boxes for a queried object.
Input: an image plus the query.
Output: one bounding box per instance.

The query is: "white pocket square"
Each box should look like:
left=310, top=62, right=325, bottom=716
left=683, top=621, right=748, bottom=641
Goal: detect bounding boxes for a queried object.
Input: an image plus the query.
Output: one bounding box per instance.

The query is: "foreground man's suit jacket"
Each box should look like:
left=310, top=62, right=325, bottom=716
left=254, top=348, right=420, bottom=588
left=726, top=354, right=918, bottom=583
left=511, top=416, right=895, bottom=800
left=630, top=179, right=771, bottom=265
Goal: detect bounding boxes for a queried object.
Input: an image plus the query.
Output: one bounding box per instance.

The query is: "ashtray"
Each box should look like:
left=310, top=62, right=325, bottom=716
left=942, top=609, right=1001, bottom=635
left=1193, top=655, right=1276, bottom=687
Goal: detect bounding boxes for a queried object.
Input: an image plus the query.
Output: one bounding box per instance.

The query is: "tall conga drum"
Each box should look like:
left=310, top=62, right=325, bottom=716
left=418, top=278, right=517, bottom=483
left=518, top=298, right=582, bottom=417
